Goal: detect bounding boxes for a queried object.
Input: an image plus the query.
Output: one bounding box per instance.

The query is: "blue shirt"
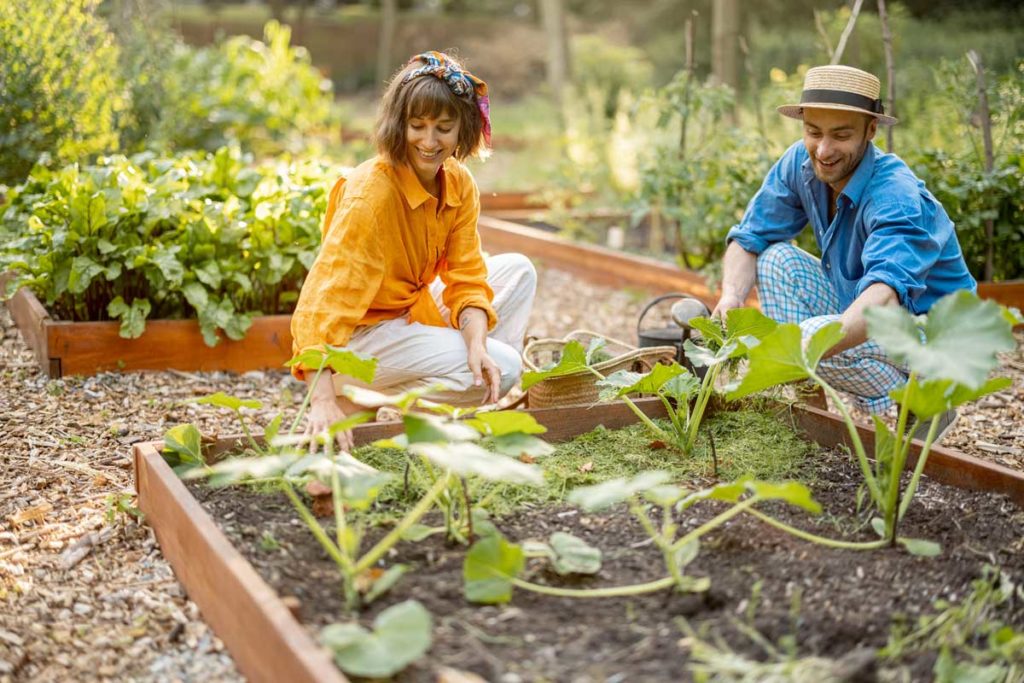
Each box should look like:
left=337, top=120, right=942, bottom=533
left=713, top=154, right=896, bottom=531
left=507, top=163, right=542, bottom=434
left=727, top=141, right=976, bottom=314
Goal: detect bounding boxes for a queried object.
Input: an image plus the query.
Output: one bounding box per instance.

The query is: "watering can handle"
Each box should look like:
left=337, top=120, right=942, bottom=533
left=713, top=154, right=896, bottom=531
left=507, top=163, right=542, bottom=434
left=636, top=292, right=698, bottom=335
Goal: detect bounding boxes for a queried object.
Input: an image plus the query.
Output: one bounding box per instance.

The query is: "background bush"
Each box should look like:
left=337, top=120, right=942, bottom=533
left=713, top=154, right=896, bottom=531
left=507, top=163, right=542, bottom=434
left=0, top=0, right=126, bottom=186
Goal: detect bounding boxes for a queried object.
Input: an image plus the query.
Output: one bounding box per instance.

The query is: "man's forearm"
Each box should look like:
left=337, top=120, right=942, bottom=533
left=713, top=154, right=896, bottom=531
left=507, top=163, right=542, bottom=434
left=721, top=241, right=758, bottom=302
left=828, top=282, right=899, bottom=357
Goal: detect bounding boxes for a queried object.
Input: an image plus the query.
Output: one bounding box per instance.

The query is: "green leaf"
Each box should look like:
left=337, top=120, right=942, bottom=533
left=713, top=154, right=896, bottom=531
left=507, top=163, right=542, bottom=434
left=362, top=564, right=409, bottom=604
left=285, top=346, right=377, bottom=384
left=68, top=255, right=104, bottom=294
left=408, top=442, right=543, bottom=485
left=326, top=412, right=373, bottom=439
left=162, top=424, right=204, bottom=472
left=897, top=537, right=942, bottom=557
left=568, top=471, right=672, bottom=511
left=263, top=414, right=283, bottom=444
left=548, top=532, right=602, bottom=575
left=724, top=308, right=778, bottom=345
left=688, top=317, right=725, bottom=348
left=865, top=292, right=1015, bottom=389
left=679, top=478, right=749, bottom=509
left=400, top=524, right=442, bottom=542
left=596, top=363, right=687, bottom=399
left=466, top=411, right=548, bottom=436
left=643, top=484, right=685, bottom=507
left=727, top=323, right=844, bottom=400
left=463, top=534, right=525, bottom=604
left=339, top=384, right=443, bottom=411
left=194, top=391, right=262, bottom=411
left=320, top=600, right=432, bottom=677
left=521, top=340, right=589, bottom=390
left=683, top=338, right=736, bottom=368
left=661, top=372, right=702, bottom=402
left=486, top=433, right=556, bottom=458
left=890, top=376, right=1013, bottom=420
left=403, top=413, right=480, bottom=444
left=673, top=538, right=700, bottom=568
left=585, top=336, right=609, bottom=364
left=745, top=480, right=821, bottom=513
left=181, top=282, right=209, bottom=311
left=107, top=296, right=151, bottom=339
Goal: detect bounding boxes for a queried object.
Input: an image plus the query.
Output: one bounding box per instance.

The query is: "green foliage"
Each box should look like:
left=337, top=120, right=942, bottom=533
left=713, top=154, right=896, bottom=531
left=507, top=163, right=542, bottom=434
left=141, top=21, right=338, bottom=155
left=463, top=533, right=526, bottom=604
left=571, top=34, right=655, bottom=121
left=0, top=147, right=335, bottom=343
left=0, top=0, right=126, bottom=185
left=320, top=600, right=432, bottom=677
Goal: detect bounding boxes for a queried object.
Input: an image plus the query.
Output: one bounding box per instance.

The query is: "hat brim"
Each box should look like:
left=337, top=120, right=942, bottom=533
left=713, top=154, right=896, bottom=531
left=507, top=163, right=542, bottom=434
left=778, top=102, right=898, bottom=126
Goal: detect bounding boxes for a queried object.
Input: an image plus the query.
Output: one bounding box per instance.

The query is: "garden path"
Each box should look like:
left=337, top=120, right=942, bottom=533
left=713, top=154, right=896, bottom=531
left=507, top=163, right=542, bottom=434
left=0, top=265, right=1020, bottom=681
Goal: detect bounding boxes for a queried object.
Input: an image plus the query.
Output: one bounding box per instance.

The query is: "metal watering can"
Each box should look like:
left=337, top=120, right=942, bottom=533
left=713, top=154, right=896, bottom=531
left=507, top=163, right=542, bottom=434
left=636, top=293, right=712, bottom=379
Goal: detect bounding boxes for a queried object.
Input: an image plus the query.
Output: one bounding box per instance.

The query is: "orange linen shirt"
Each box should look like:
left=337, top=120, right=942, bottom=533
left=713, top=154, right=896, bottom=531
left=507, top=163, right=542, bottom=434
left=290, top=156, right=497, bottom=380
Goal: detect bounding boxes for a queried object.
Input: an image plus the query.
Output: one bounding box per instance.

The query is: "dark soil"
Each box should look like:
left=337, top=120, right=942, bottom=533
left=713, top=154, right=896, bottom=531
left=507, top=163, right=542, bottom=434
left=189, top=445, right=1024, bottom=683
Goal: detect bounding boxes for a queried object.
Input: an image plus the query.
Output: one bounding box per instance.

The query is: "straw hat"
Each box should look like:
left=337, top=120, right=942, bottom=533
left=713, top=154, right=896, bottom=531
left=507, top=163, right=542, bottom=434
left=778, top=65, right=898, bottom=125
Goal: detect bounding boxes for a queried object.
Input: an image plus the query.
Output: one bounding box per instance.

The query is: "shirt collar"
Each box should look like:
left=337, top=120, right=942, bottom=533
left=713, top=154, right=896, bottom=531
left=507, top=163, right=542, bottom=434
left=393, top=159, right=463, bottom=210
left=800, top=142, right=877, bottom=208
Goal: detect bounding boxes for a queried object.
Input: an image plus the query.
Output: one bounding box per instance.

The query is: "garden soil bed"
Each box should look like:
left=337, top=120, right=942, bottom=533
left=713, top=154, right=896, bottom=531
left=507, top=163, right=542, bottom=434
left=190, top=445, right=1024, bottom=683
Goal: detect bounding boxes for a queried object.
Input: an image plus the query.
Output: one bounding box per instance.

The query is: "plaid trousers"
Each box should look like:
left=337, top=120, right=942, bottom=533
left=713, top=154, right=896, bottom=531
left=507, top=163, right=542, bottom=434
left=757, top=243, right=906, bottom=413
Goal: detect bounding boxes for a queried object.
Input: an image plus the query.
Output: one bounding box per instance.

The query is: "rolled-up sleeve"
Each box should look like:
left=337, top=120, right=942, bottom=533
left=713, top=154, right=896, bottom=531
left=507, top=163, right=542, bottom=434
left=290, top=197, right=385, bottom=379
left=857, top=198, right=943, bottom=311
left=441, top=181, right=497, bottom=330
left=726, top=144, right=808, bottom=254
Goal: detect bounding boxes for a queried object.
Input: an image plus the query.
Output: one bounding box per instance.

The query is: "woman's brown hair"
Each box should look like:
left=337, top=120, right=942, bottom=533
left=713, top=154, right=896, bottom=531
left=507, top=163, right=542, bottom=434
left=374, top=54, right=487, bottom=164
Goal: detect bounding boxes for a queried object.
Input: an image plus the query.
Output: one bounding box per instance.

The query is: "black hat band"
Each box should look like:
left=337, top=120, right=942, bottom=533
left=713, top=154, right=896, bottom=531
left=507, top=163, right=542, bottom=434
left=800, top=88, right=884, bottom=114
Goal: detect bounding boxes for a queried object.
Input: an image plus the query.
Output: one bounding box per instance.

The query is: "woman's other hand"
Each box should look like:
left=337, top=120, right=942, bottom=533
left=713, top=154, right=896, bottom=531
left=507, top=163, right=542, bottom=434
left=459, top=306, right=501, bottom=404
left=304, top=372, right=355, bottom=453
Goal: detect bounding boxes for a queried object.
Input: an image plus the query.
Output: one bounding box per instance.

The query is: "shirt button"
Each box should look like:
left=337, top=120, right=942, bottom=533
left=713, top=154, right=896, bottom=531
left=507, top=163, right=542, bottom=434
left=825, top=263, right=831, bottom=270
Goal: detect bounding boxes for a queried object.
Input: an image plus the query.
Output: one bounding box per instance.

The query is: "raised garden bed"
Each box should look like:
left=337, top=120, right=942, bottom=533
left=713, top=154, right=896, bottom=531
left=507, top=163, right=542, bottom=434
left=133, top=399, right=1024, bottom=682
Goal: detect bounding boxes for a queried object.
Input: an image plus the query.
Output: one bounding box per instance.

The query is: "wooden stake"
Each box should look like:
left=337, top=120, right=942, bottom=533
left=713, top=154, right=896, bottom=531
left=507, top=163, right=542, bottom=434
left=967, top=50, right=996, bottom=282
left=877, top=0, right=896, bottom=152
left=831, top=0, right=865, bottom=65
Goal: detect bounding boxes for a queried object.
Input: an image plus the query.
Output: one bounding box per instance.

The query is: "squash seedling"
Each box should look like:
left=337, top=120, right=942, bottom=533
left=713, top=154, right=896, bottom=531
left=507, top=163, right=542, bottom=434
left=727, top=291, right=1019, bottom=555
left=463, top=472, right=821, bottom=603
left=521, top=308, right=777, bottom=456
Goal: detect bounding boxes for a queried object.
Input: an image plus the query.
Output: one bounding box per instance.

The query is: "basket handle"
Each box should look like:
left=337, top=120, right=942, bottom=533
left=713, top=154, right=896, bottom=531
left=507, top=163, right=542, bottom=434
left=564, top=328, right=635, bottom=351
left=636, top=293, right=698, bottom=335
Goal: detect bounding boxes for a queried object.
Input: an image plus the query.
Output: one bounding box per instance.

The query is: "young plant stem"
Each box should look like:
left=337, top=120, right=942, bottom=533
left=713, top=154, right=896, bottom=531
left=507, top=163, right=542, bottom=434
left=459, top=476, right=475, bottom=542
left=808, top=371, right=882, bottom=503
left=510, top=575, right=678, bottom=598
left=279, top=479, right=350, bottom=571
left=685, top=365, right=720, bottom=453
left=898, top=415, right=941, bottom=521
left=235, top=410, right=263, bottom=454
left=884, top=372, right=917, bottom=543
left=746, top=508, right=888, bottom=550
left=584, top=367, right=674, bottom=443
left=659, top=394, right=684, bottom=438
left=671, top=497, right=758, bottom=552
left=288, top=364, right=327, bottom=436
left=328, top=448, right=351, bottom=567
left=353, top=473, right=451, bottom=575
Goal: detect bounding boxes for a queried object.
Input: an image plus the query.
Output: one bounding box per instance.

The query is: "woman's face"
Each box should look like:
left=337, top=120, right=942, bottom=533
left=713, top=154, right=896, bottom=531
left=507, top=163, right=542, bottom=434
left=405, top=112, right=460, bottom=189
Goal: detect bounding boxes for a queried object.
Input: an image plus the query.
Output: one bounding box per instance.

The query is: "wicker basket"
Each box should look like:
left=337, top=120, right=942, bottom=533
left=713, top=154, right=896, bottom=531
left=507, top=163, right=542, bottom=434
left=523, top=330, right=677, bottom=408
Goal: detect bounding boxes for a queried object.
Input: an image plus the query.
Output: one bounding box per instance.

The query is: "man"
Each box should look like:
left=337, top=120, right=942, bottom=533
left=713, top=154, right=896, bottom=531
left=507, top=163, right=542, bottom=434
left=714, top=64, right=975, bottom=429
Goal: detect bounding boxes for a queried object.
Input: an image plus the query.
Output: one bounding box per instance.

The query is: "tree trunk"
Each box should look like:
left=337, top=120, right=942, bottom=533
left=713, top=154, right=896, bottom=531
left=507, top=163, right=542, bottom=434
left=832, top=0, right=865, bottom=65
left=968, top=50, right=996, bottom=282
left=539, top=0, right=571, bottom=126
left=377, top=0, right=398, bottom=90
left=877, top=0, right=896, bottom=152
left=711, top=0, right=740, bottom=123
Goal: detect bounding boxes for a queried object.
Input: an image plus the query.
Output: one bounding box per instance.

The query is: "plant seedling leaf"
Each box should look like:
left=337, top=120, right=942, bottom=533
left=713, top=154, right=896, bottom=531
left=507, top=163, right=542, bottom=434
left=661, top=372, right=701, bottom=402
left=676, top=575, right=711, bottom=593
left=521, top=340, right=589, bottom=390
left=643, top=484, right=685, bottom=507
left=286, top=346, right=377, bottom=384
left=897, top=537, right=942, bottom=557
left=340, top=384, right=442, bottom=410
left=327, top=411, right=374, bottom=438
left=548, top=532, right=602, bottom=575
left=463, top=534, right=525, bottom=604
left=194, top=391, right=262, bottom=411
left=400, top=524, right=442, bottom=542
left=190, top=453, right=301, bottom=486
left=263, top=414, right=283, bottom=445
left=162, top=424, right=204, bottom=471
left=362, top=564, right=410, bottom=604
left=470, top=508, right=501, bottom=539
left=320, top=599, right=432, bottom=677
left=727, top=323, right=844, bottom=400
left=466, top=411, right=548, bottom=436
left=409, top=442, right=543, bottom=485
left=890, top=376, right=1013, bottom=420
left=585, top=337, right=608, bottom=364
left=684, top=338, right=737, bottom=368
left=865, top=292, right=1015, bottom=389
left=673, top=538, right=700, bottom=568
left=403, top=413, right=480, bottom=444
left=487, top=433, right=556, bottom=458
left=724, top=308, right=778, bottom=344
left=107, top=296, right=151, bottom=339
left=596, top=363, right=687, bottom=398
left=745, top=481, right=821, bottom=513
left=568, top=470, right=672, bottom=511
left=679, top=478, right=750, bottom=509
left=688, top=316, right=725, bottom=348
left=333, top=472, right=392, bottom=511
left=871, top=517, right=887, bottom=539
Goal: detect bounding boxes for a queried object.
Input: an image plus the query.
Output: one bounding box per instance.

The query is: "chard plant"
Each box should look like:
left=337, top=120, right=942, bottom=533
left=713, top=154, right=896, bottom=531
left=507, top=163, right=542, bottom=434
left=727, top=291, right=1019, bottom=555
left=521, top=308, right=777, bottom=455
left=463, top=471, right=820, bottom=603
left=163, top=346, right=548, bottom=677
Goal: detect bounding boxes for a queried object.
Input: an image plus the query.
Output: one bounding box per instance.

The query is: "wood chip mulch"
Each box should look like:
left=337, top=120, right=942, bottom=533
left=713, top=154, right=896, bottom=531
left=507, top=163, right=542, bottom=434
left=0, top=265, right=1021, bottom=681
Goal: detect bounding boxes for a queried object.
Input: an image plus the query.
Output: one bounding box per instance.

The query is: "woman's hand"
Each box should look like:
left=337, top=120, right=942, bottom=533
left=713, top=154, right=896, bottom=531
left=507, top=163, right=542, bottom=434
left=459, top=306, right=501, bottom=404
left=304, top=372, right=355, bottom=453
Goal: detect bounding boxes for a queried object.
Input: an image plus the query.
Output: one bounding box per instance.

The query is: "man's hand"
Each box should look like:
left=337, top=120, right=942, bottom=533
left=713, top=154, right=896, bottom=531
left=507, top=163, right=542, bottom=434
left=459, top=306, right=501, bottom=404
left=711, top=292, right=745, bottom=321
left=304, top=372, right=354, bottom=453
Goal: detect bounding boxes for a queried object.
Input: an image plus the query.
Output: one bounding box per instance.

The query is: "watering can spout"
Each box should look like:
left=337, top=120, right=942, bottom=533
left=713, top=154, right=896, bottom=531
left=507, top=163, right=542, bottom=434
left=636, top=294, right=712, bottom=378
left=670, top=297, right=712, bottom=330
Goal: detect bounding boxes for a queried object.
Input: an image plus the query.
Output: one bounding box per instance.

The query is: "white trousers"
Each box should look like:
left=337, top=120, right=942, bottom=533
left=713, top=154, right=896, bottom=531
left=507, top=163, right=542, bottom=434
left=333, top=253, right=537, bottom=406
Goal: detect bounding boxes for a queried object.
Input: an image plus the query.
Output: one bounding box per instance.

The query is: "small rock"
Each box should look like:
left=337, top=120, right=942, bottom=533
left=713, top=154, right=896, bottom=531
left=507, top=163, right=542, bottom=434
left=73, top=602, right=93, bottom=616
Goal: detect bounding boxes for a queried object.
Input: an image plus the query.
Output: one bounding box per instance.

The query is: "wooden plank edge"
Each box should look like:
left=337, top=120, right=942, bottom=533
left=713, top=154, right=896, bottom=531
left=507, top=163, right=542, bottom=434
left=132, top=442, right=347, bottom=683
left=787, top=403, right=1024, bottom=507
left=1, top=275, right=54, bottom=375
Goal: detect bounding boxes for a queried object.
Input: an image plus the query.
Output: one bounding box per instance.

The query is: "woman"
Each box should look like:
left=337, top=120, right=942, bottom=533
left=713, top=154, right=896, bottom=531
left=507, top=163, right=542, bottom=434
left=290, top=51, right=536, bottom=451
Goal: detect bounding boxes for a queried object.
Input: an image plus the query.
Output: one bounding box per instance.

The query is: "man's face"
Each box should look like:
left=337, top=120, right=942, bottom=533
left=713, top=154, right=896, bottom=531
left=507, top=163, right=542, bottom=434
left=802, top=108, right=878, bottom=191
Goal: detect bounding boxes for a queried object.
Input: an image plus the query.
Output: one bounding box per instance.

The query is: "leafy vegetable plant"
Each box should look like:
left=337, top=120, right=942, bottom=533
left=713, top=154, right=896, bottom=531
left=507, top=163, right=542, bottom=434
left=521, top=309, right=776, bottom=456
left=463, top=471, right=820, bottom=603
left=727, top=291, right=1019, bottom=554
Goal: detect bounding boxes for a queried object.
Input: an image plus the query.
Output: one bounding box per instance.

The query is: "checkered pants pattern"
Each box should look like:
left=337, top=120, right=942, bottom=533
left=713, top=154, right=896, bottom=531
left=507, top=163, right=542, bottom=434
left=756, top=243, right=906, bottom=413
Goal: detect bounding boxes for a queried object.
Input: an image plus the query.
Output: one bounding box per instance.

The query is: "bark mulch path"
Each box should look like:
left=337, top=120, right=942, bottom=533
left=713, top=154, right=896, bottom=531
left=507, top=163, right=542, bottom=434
left=0, top=264, right=1021, bottom=682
